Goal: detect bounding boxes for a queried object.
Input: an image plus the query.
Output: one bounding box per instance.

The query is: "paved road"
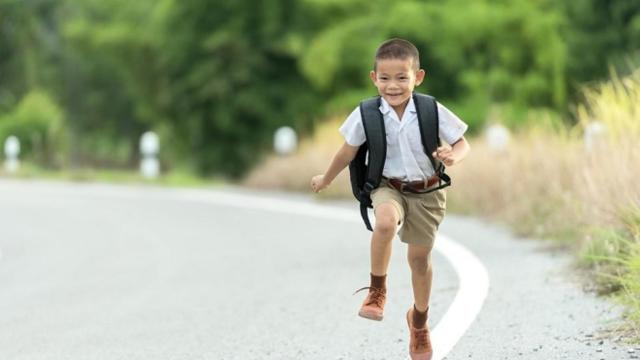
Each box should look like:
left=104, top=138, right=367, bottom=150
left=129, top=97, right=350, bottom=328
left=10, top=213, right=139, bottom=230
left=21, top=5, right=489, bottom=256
left=0, top=179, right=636, bottom=359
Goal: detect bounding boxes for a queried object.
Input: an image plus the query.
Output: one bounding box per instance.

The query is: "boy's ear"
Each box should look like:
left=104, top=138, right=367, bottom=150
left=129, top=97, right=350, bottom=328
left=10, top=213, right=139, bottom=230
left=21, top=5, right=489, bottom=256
left=369, top=70, right=377, bottom=84
left=415, top=69, right=426, bottom=86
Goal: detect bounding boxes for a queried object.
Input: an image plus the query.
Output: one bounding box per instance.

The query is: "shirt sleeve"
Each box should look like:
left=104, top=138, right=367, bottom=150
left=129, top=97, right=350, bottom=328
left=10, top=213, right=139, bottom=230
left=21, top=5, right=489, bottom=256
left=339, top=107, right=366, bottom=146
left=437, top=102, right=468, bottom=145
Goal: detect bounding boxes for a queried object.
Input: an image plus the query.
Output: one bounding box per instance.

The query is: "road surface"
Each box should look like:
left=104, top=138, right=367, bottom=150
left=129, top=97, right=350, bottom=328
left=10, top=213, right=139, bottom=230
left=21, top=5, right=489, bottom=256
left=0, top=179, right=636, bottom=359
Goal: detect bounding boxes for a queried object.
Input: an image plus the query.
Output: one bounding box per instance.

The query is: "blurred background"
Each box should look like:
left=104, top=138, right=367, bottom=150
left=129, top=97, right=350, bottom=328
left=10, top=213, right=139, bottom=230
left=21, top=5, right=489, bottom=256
left=1, top=0, right=638, bottom=177
left=1, top=0, right=639, bottom=337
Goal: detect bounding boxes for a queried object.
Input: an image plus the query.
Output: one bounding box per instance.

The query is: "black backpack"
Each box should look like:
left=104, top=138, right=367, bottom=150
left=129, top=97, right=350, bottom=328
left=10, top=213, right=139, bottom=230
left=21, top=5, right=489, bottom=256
left=349, top=92, right=451, bottom=231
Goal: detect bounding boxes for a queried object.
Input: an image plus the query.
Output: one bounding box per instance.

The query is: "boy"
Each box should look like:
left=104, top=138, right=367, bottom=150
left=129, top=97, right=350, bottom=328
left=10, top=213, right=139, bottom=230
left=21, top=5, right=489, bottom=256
left=310, top=38, right=470, bottom=360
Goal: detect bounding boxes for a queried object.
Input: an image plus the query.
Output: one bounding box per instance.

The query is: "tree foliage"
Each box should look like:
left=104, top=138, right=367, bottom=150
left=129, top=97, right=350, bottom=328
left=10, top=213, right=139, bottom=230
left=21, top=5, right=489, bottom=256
left=558, top=0, right=640, bottom=88
left=0, top=89, right=65, bottom=165
left=300, top=0, right=568, bottom=129
left=160, top=0, right=320, bottom=176
left=0, top=0, right=638, bottom=176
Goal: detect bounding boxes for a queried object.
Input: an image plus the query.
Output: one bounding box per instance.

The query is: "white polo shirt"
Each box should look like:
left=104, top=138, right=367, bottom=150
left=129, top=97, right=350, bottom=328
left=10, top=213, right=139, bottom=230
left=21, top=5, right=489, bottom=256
left=339, top=97, right=468, bottom=181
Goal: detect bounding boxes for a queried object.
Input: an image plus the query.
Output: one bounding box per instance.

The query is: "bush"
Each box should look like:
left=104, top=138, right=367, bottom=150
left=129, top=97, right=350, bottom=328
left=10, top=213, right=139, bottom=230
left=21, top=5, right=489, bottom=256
left=0, top=90, right=66, bottom=167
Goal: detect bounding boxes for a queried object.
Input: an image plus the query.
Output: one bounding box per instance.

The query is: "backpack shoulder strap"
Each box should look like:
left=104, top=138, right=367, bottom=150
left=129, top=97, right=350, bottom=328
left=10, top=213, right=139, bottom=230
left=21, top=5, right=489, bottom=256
left=359, top=96, right=386, bottom=193
left=357, top=96, right=386, bottom=231
left=412, top=92, right=442, bottom=173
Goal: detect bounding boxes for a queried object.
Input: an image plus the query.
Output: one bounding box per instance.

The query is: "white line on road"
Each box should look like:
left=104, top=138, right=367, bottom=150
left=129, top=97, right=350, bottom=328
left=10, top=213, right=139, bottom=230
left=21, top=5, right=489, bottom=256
left=172, top=189, right=490, bottom=360
left=430, top=235, right=490, bottom=360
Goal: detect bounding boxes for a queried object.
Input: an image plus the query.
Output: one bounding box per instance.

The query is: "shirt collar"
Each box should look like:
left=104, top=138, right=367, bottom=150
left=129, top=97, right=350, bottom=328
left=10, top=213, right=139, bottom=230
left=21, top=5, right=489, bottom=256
left=378, top=96, right=417, bottom=116
left=379, top=97, right=391, bottom=114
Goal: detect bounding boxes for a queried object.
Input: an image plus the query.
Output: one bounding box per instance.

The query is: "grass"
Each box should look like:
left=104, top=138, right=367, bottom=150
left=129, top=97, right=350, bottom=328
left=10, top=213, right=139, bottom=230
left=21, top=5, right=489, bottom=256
left=447, top=72, right=640, bottom=339
left=580, top=206, right=640, bottom=340
left=0, top=162, right=222, bottom=188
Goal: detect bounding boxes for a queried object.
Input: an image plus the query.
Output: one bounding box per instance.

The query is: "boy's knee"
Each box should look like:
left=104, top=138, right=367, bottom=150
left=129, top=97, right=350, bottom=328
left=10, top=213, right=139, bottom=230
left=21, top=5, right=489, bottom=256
left=374, top=217, right=397, bottom=237
left=408, top=254, right=431, bottom=273
left=373, top=203, right=401, bottom=237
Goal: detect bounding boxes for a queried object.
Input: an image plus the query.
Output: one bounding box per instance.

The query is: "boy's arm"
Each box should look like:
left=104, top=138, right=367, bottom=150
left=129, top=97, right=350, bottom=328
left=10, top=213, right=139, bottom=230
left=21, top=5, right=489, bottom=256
left=432, top=136, right=470, bottom=167
left=310, top=142, right=360, bottom=193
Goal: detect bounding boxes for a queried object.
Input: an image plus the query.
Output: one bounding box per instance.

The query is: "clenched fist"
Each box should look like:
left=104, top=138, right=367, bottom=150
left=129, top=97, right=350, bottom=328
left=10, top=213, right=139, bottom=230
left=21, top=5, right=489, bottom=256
left=310, top=174, right=329, bottom=193
left=432, top=146, right=457, bottom=167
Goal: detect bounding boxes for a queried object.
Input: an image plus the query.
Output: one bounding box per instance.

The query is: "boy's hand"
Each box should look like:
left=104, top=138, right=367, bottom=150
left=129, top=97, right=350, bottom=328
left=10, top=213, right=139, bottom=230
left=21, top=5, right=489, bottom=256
left=432, top=146, right=457, bottom=166
left=310, top=174, right=329, bottom=193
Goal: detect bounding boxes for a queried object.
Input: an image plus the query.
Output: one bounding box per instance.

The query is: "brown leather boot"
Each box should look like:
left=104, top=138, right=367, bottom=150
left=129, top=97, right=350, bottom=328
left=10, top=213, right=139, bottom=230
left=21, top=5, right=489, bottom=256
left=406, top=307, right=433, bottom=360
left=353, top=286, right=386, bottom=321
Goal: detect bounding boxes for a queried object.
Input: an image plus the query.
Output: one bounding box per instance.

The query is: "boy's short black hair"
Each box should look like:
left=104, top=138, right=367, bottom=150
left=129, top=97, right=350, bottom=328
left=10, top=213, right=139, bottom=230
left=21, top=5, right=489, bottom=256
left=374, top=38, right=420, bottom=71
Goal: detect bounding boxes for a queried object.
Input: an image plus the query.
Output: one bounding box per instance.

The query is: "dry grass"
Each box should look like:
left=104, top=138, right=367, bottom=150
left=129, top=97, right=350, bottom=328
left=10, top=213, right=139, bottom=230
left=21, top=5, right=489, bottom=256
left=452, top=71, right=640, bottom=338
left=446, top=132, right=584, bottom=239
left=244, top=115, right=353, bottom=199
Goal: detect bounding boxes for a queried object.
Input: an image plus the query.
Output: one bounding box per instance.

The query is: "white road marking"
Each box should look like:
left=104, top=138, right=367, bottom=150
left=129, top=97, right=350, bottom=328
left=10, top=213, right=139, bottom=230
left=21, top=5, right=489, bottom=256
left=171, top=189, right=490, bottom=359
left=429, top=235, right=490, bottom=360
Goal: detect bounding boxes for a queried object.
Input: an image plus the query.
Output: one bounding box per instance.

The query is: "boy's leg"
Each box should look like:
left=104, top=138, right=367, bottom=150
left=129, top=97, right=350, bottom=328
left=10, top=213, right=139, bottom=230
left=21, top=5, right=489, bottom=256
left=402, top=189, right=445, bottom=315
left=370, top=203, right=401, bottom=276
left=407, top=244, right=433, bottom=315
left=356, top=202, right=401, bottom=321
left=406, top=243, right=434, bottom=360
left=401, top=190, right=445, bottom=360
left=357, top=185, right=404, bottom=321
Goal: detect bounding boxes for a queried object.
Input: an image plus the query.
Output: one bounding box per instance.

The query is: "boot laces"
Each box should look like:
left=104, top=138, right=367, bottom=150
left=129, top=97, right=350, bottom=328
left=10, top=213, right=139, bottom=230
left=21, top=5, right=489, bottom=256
left=353, top=286, right=386, bottom=307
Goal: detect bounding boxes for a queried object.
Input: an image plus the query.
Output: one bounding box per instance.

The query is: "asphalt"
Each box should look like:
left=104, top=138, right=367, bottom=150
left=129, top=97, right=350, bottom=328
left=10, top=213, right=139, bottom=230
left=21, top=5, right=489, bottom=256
left=0, top=179, right=637, bottom=359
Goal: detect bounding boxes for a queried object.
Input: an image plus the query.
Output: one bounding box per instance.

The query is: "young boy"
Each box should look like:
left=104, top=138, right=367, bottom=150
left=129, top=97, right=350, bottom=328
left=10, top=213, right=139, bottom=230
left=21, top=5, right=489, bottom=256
left=310, top=38, right=470, bottom=360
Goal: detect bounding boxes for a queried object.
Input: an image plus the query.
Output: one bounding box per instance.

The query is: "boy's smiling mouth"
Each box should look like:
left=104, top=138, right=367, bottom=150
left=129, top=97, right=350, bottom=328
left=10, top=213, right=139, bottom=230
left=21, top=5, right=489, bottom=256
left=385, top=93, right=406, bottom=102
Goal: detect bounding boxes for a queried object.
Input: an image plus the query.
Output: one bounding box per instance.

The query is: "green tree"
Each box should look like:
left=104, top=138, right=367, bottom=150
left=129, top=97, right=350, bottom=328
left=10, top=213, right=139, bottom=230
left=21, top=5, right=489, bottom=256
left=0, top=0, right=60, bottom=110
left=57, top=0, right=165, bottom=167
left=0, top=89, right=65, bottom=166
left=2, top=0, right=639, bottom=177
left=558, top=0, right=640, bottom=91
left=160, top=0, right=320, bottom=177
left=300, top=0, right=568, bottom=130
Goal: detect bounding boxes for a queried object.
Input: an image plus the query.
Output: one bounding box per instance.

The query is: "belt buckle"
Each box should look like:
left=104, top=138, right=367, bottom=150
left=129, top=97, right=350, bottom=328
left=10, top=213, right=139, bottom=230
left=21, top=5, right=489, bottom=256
left=404, top=181, right=420, bottom=193
left=430, top=175, right=441, bottom=188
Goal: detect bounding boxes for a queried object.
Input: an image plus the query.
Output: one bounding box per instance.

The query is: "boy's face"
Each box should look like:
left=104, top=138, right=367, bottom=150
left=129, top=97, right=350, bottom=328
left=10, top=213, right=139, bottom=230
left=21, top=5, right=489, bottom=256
left=370, top=58, right=425, bottom=111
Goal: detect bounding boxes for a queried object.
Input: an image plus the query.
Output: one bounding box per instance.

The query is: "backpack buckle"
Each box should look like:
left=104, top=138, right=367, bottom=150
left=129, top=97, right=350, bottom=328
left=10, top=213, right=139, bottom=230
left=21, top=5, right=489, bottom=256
left=363, top=181, right=375, bottom=193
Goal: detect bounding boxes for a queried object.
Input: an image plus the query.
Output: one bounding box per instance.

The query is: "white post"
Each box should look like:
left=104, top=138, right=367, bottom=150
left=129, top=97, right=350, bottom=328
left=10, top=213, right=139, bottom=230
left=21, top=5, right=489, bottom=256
left=139, top=131, right=160, bottom=179
left=584, top=121, right=606, bottom=153
left=485, top=124, right=510, bottom=153
left=4, top=136, right=20, bottom=174
left=274, top=126, right=298, bottom=156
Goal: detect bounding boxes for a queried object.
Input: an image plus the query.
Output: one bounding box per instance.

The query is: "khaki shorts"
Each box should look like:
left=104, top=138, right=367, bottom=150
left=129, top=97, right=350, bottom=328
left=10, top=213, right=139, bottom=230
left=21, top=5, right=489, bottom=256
left=370, top=178, right=447, bottom=248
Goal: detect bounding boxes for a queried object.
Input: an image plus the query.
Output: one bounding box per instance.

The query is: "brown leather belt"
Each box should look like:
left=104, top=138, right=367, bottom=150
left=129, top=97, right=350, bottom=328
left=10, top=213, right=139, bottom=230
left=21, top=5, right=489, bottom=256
left=385, top=175, right=441, bottom=193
